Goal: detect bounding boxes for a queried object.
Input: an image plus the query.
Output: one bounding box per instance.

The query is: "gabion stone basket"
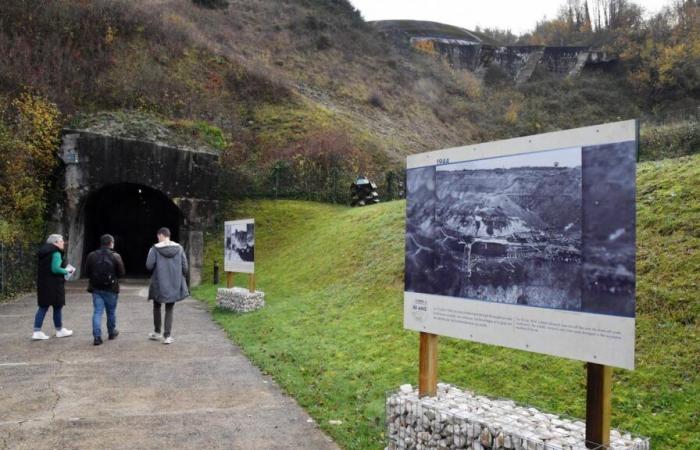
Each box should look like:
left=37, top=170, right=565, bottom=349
left=216, top=287, right=265, bottom=313
left=386, top=383, right=650, bottom=450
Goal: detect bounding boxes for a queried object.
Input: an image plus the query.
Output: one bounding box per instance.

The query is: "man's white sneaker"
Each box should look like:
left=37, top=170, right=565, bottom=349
left=163, top=336, right=174, bottom=345
left=55, top=328, right=73, bottom=338
left=32, top=331, right=50, bottom=340
left=148, top=332, right=162, bottom=341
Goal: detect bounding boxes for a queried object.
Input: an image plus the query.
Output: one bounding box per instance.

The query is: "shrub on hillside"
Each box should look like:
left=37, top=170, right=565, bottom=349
left=316, top=34, right=333, bottom=50
left=304, top=14, right=328, bottom=31
left=368, top=92, right=385, bottom=109
left=225, top=66, right=292, bottom=104
left=453, top=70, right=482, bottom=99
left=483, top=64, right=512, bottom=87
left=640, top=121, right=700, bottom=161
left=192, top=0, right=229, bottom=9
left=260, top=130, right=377, bottom=203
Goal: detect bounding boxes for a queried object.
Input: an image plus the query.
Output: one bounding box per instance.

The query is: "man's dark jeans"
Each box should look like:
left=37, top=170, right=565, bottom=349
left=92, top=290, right=118, bottom=338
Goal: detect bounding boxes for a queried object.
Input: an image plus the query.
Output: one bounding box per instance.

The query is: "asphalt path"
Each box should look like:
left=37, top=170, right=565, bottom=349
left=0, top=281, right=338, bottom=449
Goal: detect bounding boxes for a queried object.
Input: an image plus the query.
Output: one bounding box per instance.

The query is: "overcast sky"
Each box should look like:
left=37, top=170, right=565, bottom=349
left=348, top=0, right=673, bottom=35
left=438, top=147, right=581, bottom=171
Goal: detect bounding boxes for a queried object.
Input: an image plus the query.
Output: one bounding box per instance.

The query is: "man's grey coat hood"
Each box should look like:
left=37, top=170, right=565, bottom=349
left=155, top=241, right=182, bottom=258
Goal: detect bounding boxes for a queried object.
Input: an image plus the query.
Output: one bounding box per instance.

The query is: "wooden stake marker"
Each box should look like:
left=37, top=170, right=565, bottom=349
left=418, top=332, right=438, bottom=397
left=586, top=363, right=612, bottom=448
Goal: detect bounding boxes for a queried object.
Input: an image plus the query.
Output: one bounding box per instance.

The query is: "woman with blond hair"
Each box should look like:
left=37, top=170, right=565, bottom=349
left=33, top=234, right=75, bottom=340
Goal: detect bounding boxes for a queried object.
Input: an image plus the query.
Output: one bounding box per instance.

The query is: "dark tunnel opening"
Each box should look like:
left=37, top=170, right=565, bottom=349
left=83, top=183, right=182, bottom=277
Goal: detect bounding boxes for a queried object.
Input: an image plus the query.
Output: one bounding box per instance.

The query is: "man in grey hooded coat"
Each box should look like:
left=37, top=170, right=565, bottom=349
left=146, top=227, right=189, bottom=344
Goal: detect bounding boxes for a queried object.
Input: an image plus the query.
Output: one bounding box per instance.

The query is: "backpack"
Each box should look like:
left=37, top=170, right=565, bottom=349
left=92, top=249, right=116, bottom=289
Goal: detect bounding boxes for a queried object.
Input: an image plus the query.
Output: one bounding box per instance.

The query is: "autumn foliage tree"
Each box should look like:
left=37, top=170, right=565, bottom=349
left=0, top=93, right=61, bottom=242
left=619, top=1, right=700, bottom=101
left=524, top=0, right=700, bottom=104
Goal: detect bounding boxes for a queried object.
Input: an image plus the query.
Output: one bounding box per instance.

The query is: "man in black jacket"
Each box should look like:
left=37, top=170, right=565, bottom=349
left=84, top=234, right=126, bottom=345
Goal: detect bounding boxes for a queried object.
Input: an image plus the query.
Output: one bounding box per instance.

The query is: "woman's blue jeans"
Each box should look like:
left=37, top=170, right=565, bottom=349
left=92, top=290, right=118, bottom=338
left=34, top=306, right=62, bottom=331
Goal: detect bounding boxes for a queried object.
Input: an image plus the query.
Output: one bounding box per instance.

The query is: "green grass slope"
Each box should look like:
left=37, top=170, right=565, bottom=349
left=193, top=154, right=699, bottom=449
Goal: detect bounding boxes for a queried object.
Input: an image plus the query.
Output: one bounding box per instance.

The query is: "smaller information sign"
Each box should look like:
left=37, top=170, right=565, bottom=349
left=224, top=219, right=255, bottom=274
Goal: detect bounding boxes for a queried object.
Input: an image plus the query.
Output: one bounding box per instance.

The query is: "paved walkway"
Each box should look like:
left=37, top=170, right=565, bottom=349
left=0, top=281, right=338, bottom=450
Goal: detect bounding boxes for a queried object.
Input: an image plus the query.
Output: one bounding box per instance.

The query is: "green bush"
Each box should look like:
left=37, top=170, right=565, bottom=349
left=0, top=243, right=35, bottom=301
left=640, top=122, right=700, bottom=161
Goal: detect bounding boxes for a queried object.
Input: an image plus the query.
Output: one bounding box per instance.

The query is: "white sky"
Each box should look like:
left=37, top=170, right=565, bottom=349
left=348, top=0, right=673, bottom=35
left=438, top=147, right=581, bottom=171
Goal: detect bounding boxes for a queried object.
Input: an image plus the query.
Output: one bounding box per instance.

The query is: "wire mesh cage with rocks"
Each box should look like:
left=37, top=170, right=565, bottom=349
left=216, top=287, right=265, bottom=313
left=386, top=383, right=650, bottom=450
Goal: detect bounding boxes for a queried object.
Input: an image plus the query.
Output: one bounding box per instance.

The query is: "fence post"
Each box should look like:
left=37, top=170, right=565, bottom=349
left=0, top=242, right=4, bottom=296
left=386, top=171, right=395, bottom=200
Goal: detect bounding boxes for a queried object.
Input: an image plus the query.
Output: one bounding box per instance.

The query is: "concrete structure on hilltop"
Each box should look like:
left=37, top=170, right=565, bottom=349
left=49, top=131, right=220, bottom=286
left=372, top=20, right=617, bottom=84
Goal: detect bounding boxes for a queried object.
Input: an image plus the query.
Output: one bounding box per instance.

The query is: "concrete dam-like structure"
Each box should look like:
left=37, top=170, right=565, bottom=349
left=373, top=20, right=617, bottom=83
left=49, top=131, right=220, bottom=286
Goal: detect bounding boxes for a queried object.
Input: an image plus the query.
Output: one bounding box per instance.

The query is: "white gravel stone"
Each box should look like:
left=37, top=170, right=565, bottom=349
left=216, top=287, right=265, bottom=313
left=385, top=384, right=650, bottom=450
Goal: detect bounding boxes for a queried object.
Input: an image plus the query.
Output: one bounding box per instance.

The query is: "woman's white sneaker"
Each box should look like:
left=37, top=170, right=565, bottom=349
left=163, top=336, right=174, bottom=345
left=32, top=331, right=50, bottom=340
left=55, top=328, right=73, bottom=338
left=148, top=332, right=162, bottom=341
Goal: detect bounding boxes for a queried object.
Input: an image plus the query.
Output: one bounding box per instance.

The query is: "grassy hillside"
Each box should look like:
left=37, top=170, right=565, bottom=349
left=5, top=0, right=693, bottom=243
left=193, top=154, right=700, bottom=449
left=0, top=0, right=646, bottom=167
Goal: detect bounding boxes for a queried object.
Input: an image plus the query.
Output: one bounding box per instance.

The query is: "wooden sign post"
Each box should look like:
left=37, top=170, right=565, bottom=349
left=585, top=363, right=612, bottom=448
left=248, top=273, right=255, bottom=292
left=225, top=271, right=256, bottom=293
left=418, top=332, right=438, bottom=397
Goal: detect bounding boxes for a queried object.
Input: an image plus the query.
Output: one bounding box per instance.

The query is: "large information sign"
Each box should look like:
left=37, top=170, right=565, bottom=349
left=404, top=121, right=637, bottom=369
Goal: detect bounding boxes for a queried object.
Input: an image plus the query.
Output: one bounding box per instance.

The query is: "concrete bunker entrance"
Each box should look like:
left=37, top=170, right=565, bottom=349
left=82, top=183, right=183, bottom=277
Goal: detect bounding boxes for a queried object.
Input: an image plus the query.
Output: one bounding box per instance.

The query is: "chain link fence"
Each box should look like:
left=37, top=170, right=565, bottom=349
left=0, top=242, right=36, bottom=301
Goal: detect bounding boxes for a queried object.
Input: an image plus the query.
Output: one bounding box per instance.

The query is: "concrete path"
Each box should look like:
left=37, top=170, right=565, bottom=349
left=0, top=281, right=339, bottom=450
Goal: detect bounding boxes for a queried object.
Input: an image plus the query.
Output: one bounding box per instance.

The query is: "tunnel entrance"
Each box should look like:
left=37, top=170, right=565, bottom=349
left=83, top=183, right=182, bottom=277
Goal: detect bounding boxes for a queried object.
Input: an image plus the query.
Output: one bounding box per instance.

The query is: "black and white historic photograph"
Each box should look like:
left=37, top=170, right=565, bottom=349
left=407, top=148, right=584, bottom=311
left=405, top=166, right=438, bottom=294
left=225, top=220, right=255, bottom=273
left=581, top=141, right=636, bottom=317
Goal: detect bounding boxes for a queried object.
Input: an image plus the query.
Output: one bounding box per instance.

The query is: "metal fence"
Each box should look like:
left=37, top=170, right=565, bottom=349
left=641, top=106, right=700, bottom=127
left=0, top=242, right=36, bottom=300
left=262, top=167, right=406, bottom=205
